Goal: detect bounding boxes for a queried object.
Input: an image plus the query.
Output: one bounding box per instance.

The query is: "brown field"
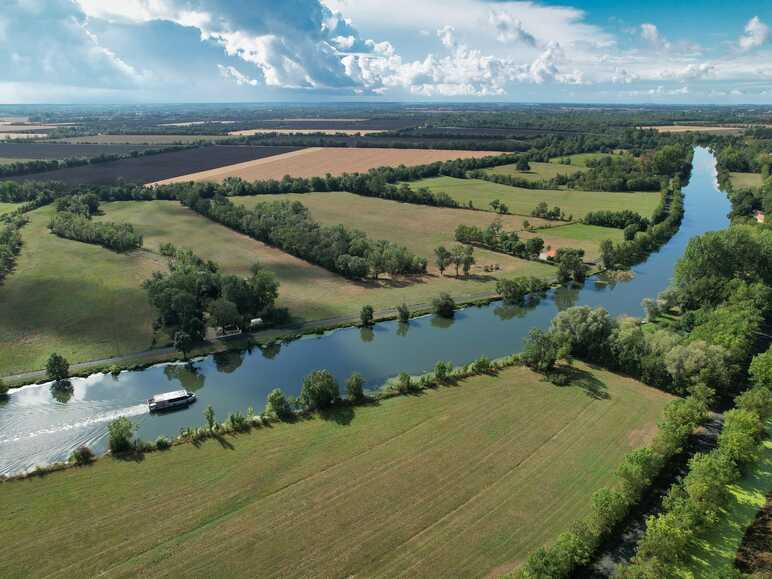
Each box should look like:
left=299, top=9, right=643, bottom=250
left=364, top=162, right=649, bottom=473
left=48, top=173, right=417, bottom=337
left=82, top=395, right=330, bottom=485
left=228, top=128, right=384, bottom=136
left=150, top=147, right=503, bottom=185
left=640, top=125, right=745, bottom=135
left=0, top=124, right=64, bottom=132
left=51, top=134, right=230, bottom=145
left=0, top=133, right=48, bottom=139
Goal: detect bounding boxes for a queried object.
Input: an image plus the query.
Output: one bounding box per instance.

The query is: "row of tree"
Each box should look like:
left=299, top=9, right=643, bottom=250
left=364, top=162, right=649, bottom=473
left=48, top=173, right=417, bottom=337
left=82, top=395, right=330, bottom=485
left=582, top=209, right=650, bottom=230
left=455, top=220, right=546, bottom=261
left=48, top=212, right=143, bottom=252
left=0, top=215, right=25, bottom=283
left=531, top=201, right=570, bottom=221
left=179, top=192, right=427, bottom=280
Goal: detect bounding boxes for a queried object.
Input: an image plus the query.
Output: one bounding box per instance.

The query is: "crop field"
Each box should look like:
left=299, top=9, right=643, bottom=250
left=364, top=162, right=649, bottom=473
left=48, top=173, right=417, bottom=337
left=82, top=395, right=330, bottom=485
left=152, top=147, right=503, bottom=185
left=11, top=145, right=302, bottom=185
left=0, top=362, right=671, bottom=578
left=0, top=142, right=157, bottom=160
left=729, top=172, right=763, bottom=189
left=483, top=160, right=586, bottom=181
left=231, top=118, right=422, bottom=131
left=640, top=124, right=745, bottom=135
left=409, top=176, right=661, bottom=219
left=228, top=128, right=385, bottom=136
left=0, top=205, right=163, bottom=375
left=53, top=134, right=232, bottom=145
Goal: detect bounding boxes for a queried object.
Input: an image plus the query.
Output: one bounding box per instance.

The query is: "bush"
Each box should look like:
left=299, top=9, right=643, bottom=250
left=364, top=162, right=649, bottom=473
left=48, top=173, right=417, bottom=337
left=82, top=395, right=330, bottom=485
left=346, top=372, right=365, bottom=402
left=432, top=293, right=455, bottom=318
left=107, top=416, right=137, bottom=454
left=434, top=360, right=452, bottom=384
left=266, top=388, right=293, bottom=420
left=300, top=369, right=339, bottom=410
left=70, top=446, right=94, bottom=466
left=472, top=356, right=492, bottom=373
left=155, top=436, right=172, bottom=450
left=396, top=372, right=413, bottom=394
left=397, top=303, right=410, bottom=323
left=360, top=304, right=374, bottom=327
left=0, top=379, right=7, bottom=396
left=46, top=353, right=70, bottom=382
left=227, top=411, right=249, bottom=432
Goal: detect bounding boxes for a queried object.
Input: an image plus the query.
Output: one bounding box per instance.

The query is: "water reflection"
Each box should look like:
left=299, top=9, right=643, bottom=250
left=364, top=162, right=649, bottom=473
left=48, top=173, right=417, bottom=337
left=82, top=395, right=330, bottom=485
left=260, top=342, right=282, bottom=359
left=163, top=363, right=206, bottom=392
left=430, top=315, right=455, bottom=329
left=396, top=322, right=410, bottom=337
left=554, top=285, right=581, bottom=310
left=50, top=383, right=74, bottom=404
left=359, top=327, right=375, bottom=342
left=213, top=350, right=245, bottom=374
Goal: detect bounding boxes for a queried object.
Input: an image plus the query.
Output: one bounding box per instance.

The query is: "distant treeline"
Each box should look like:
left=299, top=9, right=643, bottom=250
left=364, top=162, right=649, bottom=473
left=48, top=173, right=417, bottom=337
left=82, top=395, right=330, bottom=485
left=179, top=191, right=427, bottom=280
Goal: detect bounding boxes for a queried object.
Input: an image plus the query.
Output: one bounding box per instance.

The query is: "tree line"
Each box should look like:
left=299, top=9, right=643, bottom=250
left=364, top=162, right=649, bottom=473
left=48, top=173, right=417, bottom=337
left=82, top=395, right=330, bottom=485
left=455, top=219, right=546, bottom=261
left=178, top=191, right=427, bottom=280
left=0, top=215, right=25, bottom=283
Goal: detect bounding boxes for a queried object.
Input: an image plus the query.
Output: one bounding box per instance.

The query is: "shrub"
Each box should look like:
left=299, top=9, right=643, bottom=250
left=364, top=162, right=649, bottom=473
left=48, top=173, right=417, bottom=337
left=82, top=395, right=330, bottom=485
left=433, top=360, right=452, bottom=384
left=397, top=303, right=410, bottom=323
left=0, top=379, right=7, bottom=396
left=346, top=372, right=365, bottom=402
left=472, top=356, right=492, bottom=374
left=360, top=304, right=374, bottom=327
left=266, top=388, right=293, bottom=420
left=227, top=411, right=249, bottom=432
left=70, top=446, right=94, bottom=466
left=432, top=292, right=455, bottom=318
left=46, top=353, right=70, bottom=382
left=155, top=436, right=172, bottom=450
left=396, top=372, right=413, bottom=394
left=300, top=369, right=340, bottom=410
left=107, top=416, right=136, bottom=454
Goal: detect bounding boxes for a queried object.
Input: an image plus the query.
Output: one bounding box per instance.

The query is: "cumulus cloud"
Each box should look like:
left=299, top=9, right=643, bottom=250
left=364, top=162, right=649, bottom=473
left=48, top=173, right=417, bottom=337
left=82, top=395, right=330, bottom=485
left=437, top=25, right=457, bottom=50
left=488, top=10, right=536, bottom=46
left=738, top=16, right=769, bottom=51
left=1, top=0, right=141, bottom=89
left=660, top=63, right=715, bottom=81
left=217, top=64, right=258, bottom=86
left=640, top=23, right=670, bottom=50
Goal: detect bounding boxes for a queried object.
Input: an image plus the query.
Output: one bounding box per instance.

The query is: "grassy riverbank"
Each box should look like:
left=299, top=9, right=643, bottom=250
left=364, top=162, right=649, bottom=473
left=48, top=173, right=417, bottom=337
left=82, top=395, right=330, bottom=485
left=1, top=363, right=670, bottom=578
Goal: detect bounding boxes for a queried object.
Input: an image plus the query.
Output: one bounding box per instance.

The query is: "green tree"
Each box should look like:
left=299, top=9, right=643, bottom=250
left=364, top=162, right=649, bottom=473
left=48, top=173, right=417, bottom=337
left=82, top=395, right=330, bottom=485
left=432, top=292, right=456, bottom=318
left=173, top=330, right=194, bottom=359
left=517, top=157, right=531, bottom=171
left=434, top=245, right=451, bottom=276
left=0, top=379, right=8, bottom=397
left=522, top=329, right=570, bottom=373
left=397, top=303, right=410, bottom=323
left=346, top=372, right=365, bottom=402
left=203, top=404, right=216, bottom=430
left=266, top=388, right=293, bottom=420
left=107, top=416, right=137, bottom=454
left=462, top=245, right=475, bottom=277
left=208, top=297, right=241, bottom=329
left=300, top=369, right=339, bottom=410
left=451, top=245, right=466, bottom=277
left=360, top=304, right=374, bottom=327
left=525, top=237, right=544, bottom=259
left=750, top=346, right=772, bottom=389
left=46, top=353, right=70, bottom=383
left=600, top=239, right=616, bottom=270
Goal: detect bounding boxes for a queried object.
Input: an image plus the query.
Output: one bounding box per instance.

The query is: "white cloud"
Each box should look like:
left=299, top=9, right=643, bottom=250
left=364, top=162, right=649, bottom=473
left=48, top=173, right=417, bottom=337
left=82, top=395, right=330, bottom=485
left=738, top=16, right=768, bottom=51
left=489, top=10, right=536, bottom=46
left=217, top=64, right=258, bottom=86
left=660, top=63, right=715, bottom=81
left=437, top=25, right=457, bottom=50
left=640, top=23, right=670, bottom=50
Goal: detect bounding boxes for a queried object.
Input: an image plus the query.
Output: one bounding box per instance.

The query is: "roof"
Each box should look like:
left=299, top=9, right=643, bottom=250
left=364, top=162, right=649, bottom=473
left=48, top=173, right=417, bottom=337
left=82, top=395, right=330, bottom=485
left=754, top=210, right=765, bottom=223
left=151, top=390, right=189, bottom=402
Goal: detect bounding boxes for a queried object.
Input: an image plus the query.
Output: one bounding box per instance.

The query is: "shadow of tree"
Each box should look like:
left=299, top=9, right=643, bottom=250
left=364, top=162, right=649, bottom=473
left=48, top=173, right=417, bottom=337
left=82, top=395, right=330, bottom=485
left=319, top=405, right=355, bottom=426
left=555, top=365, right=610, bottom=400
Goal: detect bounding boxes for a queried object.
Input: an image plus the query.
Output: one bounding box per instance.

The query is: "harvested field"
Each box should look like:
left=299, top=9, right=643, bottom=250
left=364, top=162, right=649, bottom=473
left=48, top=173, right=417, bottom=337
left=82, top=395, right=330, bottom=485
left=640, top=125, right=745, bottom=135
left=10, top=145, right=302, bottom=185
left=0, top=142, right=156, bottom=160
left=232, top=118, right=422, bottom=131
left=151, top=147, right=503, bottom=185
left=729, top=172, right=763, bottom=190
left=409, top=176, right=661, bottom=219
left=52, top=134, right=231, bottom=145
left=483, top=160, right=586, bottom=181
left=0, top=133, right=47, bottom=140
left=0, top=362, right=672, bottom=578
left=228, top=128, right=384, bottom=136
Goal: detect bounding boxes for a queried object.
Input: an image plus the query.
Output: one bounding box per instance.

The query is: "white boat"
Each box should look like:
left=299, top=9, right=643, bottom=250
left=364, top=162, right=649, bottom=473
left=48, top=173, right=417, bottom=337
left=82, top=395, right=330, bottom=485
left=147, top=390, right=197, bottom=412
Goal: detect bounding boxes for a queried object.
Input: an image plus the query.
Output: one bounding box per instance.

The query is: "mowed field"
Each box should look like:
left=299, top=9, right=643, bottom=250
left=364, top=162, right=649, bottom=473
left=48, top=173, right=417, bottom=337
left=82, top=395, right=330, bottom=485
left=0, top=205, right=163, bottom=375
left=483, top=160, right=586, bottom=181
left=11, top=145, right=301, bottom=185
left=151, top=147, right=503, bottom=185
left=1, top=363, right=672, bottom=578
left=408, top=176, right=661, bottom=219
left=52, top=134, right=231, bottom=145
left=103, top=199, right=555, bottom=318
left=730, top=172, right=764, bottom=190
left=233, top=191, right=615, bottom=260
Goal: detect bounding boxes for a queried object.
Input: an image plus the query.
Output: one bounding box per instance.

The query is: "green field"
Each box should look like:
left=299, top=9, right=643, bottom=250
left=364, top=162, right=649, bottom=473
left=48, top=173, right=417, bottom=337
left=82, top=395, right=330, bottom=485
left=538, top=223, right=625, bottom=243
left=730, top=172, right=764, bottom=190
left=0, top=201, right=20, bottom=215
left=0, top=158, right=33, bottom=165
left=409, top=176, right=661, bottom=219
left=549, top=152, right=613, bottom=166
left=483, top=161, right=586, bottom=182
left=678, top=420, right=772, bottom=578
left=0, top=362, right=671, bottom=578
left=0, top=205, right=163, bottom=375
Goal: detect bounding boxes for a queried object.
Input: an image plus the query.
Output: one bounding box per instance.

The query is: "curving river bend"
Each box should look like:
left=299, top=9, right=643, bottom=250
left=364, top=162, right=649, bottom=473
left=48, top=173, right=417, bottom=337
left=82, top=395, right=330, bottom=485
left=0, top=148, right=729, bottom=476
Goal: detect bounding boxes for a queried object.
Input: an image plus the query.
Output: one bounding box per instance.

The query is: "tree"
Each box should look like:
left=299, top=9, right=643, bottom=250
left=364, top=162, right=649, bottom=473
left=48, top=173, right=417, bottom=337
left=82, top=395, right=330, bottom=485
left=525, top=237, right=544, bottom=259
left=642, top=298, right=660, bottom=321
left=555, top=248, right=587, bottom=284
left=266, top=388, right=293, bottom=420
left=173, top=330, right=194, bottom=359
left=46, top=353, right=69, bottom=383
left=107, top=416, right=136, bottom=454
left=489, top=199, right=501, bottom=212
left=749, top=345, right=772, bottom=389
left=432, top=292, right=455, bottom=318
left=300, top=369, right=339, bottom=410
left=462, top=245, right=475, bottom=277
left=346, top=372, right=365, bottom=402
left=434, top=245, right=451, bottom=276
left=204, top=404, right=216, bottom=430
left=359, top=304, right=375, bottom=327
left=208, top=297, right=241, bottom=329
left=600, top=239, right=616, bottom=270
left=397, top=302, right=410, bottom=323
left=522, top=329, right=571, bottom=373
left=0, top=379, right=7, bottom=396
left=550, top=306, right=613, bottom=361
left=517, top=157, right=531, bottom=171
left=451, top=245, right=465, bottom=277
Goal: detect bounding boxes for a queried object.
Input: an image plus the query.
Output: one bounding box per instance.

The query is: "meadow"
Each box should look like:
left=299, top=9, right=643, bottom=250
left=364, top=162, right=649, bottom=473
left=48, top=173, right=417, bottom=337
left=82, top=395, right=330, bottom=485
left=0, top=362, right=671, bottom=578
left=408, top=176, right=661, bottom=219
left=152, top=147, right=502, bottom=185
left=483, top=160, right=587, bottom=181
left=729, top=172, right=764, bottom=190
left=548, top=152, right=614, bottom=166
left=0, top=202, right=20, bottom=215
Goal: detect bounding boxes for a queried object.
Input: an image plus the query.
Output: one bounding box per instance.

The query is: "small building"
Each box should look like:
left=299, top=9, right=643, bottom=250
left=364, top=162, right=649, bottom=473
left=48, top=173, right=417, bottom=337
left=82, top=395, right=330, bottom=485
left=538, top=247, right=557, bottom=261
left=249, top=317, right=264, bottom=329
left=754, top=210, right=765, bottom=224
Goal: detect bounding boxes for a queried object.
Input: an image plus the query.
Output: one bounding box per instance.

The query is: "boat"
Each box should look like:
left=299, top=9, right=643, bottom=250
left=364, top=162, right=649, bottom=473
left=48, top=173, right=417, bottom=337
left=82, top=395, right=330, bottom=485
left=147, top=390, right=197, bottom=412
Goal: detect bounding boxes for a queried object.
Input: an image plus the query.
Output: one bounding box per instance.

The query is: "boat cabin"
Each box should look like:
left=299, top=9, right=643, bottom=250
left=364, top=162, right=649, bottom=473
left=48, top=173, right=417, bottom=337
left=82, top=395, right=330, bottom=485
left=148, top=390, right=196, bottom=412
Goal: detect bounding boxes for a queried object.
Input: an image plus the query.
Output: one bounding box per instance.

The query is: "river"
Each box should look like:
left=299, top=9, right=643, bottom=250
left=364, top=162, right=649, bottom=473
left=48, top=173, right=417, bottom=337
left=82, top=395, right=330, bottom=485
left=0, top=147, right=729, bottom=476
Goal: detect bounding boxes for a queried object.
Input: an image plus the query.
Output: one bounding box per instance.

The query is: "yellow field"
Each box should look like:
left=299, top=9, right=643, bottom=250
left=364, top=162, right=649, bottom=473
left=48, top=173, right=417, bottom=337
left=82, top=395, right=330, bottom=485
left=729, top=172, right=764, bottom=190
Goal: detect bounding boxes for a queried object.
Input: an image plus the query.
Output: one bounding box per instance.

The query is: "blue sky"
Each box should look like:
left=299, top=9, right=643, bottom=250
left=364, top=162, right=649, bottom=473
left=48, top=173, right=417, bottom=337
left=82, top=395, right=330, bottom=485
left=2, top=0, right=771, bottom=104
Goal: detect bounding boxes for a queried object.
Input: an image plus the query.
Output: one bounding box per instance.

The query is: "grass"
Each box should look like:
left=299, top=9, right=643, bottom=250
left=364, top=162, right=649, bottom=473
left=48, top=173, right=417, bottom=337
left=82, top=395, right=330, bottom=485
left=548, top=152, right=613, bottom=166
left=678, top=420, right=772, bottom=578
left=730, top=172, right=764, bottom=190
left=408, top=176, right=661, bottom=219
left=0, top=205, right=163, bottom=375
left=0, top=157, right=33, bottom=165
left=0, top=202, right=19, bottom=215
left=538, top=222, right=625, bottom=243
left=483, top=161, right=586, bottom=181
left=0, top=362, right=671, bottom=578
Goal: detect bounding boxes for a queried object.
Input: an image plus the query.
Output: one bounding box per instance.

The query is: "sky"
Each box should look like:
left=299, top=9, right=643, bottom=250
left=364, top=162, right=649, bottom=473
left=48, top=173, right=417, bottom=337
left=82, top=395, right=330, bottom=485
left=2, top=0, right=772, bottom=104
